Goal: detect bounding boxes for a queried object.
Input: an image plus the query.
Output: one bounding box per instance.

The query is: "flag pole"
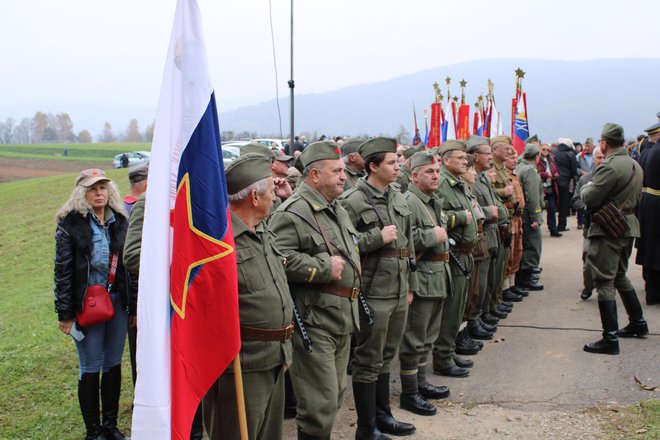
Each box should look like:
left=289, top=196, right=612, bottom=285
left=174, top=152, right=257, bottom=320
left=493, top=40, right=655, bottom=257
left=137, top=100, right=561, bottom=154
left=233, top=357, right=249, bottom=440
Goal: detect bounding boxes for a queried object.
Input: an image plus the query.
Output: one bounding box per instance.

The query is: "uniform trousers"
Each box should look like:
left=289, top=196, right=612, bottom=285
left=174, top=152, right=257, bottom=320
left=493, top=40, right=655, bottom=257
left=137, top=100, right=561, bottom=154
left=586, top=236, right=635, bottom=301
left=582, top=238, right=595, bottom=292
left=521, top=222, right=542, bottom=271
left=399, top=296, right=445, bottom=377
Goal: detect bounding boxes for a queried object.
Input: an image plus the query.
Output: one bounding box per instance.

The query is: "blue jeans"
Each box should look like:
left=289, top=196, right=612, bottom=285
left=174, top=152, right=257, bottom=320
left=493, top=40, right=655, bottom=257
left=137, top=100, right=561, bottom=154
left=74, top=291, right=128, bottom=377
left=545, top=191, right=558, bottom=233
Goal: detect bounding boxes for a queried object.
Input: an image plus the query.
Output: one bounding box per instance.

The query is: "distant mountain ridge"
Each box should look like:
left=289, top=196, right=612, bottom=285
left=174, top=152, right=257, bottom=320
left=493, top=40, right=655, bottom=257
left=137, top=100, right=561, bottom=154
left=219, top=58, right=660, bottom=142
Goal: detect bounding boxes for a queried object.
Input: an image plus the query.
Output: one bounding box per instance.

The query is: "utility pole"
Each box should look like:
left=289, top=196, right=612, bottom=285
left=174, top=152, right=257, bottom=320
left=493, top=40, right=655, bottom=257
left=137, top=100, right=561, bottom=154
left=288, top=0, right=295, bottom=147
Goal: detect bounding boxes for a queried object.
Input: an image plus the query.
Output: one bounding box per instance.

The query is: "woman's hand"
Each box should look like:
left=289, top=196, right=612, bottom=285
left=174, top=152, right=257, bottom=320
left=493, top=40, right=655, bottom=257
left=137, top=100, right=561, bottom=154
left=59, top=320, right=74, bottom=335
left=128, top=315, right=137, bottom=329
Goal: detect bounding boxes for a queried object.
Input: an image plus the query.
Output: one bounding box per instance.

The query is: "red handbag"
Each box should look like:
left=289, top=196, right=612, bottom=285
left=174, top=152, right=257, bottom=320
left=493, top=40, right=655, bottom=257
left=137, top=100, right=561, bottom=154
left=76, top=254, right=117, bottom=327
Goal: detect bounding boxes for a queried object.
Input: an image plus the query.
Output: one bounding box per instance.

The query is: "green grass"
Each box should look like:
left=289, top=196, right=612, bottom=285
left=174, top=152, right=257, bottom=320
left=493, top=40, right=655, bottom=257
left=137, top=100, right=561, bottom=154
left=0, top=143, right=151, bottom=161
left=0, top=169, right=133, bottom=439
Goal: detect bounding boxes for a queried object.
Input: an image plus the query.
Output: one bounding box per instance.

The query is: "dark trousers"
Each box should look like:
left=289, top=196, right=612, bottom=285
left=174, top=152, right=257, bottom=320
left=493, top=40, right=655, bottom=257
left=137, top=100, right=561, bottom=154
left=545, top=191, right=558, bottom=233
left=643, top=267, right=660, bottom=305
left=557, top=185, right=571, bottom=231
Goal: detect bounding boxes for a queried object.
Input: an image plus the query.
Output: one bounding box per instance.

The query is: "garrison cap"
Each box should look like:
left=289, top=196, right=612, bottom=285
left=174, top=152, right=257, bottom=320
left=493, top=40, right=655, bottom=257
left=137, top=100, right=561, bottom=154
left=526, top=134, right=540, bottom=144
left=225, top=153, right=272, bottom=195
left=410, top=151, right=438, bottom=169
left=340, top=137, right=367, bottom=156
left=601, top=123, right=625, bottom=144
left=490, top=135, right=512, bottom=145
left=76, top=168, right=110, bottom=187
left=273, top=149, right=294, bottom=162
left=644, top=121, right=660, bottom=135
left=300, top=140, right=341, bottom=168
left=523, top=143, right=540, bottom=160
left=358, top=137, right=398, bottom=159
left=437, top=139, right=467, bottom=156
left=128, top=164, right=149, bottom=184
left=240, top=142, right=275, bottom=160
left=466, top=135, right=489, bottom=151
left=402, top=143, right=425, bottom=159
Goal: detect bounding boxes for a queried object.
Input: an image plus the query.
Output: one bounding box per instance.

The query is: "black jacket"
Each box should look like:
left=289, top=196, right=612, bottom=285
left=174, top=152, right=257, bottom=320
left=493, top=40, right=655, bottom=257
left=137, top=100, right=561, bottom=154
left=553, top=143, right=578, bottom=188
left=54, top=210, right=134, bottom=321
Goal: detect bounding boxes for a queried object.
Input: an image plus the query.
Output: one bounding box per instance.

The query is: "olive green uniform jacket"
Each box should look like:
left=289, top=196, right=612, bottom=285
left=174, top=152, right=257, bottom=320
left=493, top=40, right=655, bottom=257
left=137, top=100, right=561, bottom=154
left=123, top=192, right=145, bottom=275
left=515, top=160, right=544, bottom=225
left=472, top=171, right=502, bottom=250
left=396, top=165, right=412, bottom=194
left=493, top=156, right=517, bottom=218
left=344, top=165, right=364, bottom=191
left=436, top=168, right=479, bottom=247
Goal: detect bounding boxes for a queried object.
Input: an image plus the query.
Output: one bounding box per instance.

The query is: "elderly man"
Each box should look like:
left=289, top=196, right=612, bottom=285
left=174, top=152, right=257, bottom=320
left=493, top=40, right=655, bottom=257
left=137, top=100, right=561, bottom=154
left=203, top=154, right=294, bottom=440
left=582, top=123, right=648, bottom=355
left=340, top=137, right=417, bottom=438
left=572, top=146, right=606, bottom=300
left=269, top=141, right=361, bottom=440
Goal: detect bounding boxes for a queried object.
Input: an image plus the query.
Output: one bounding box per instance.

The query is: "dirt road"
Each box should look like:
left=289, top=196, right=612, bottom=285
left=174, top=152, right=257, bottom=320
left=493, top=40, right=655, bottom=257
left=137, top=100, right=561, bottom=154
left=0, top=157, right=110, bottom=182
left=283, top=225, right=659, bottom=439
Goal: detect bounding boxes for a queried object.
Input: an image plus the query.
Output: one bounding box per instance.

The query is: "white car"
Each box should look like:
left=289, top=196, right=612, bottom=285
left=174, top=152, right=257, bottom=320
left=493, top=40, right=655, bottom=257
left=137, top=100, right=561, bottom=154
left=113, top=151, right=151, bottom=168
left=253, top=138, right=288, bottom=151
left=222, top=145, right=240, bottom=168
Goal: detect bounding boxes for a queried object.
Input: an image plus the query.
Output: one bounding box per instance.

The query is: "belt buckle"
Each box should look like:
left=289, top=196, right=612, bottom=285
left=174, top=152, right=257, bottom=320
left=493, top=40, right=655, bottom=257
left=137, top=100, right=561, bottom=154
left=350, top=287, right=360, bottom=300
left=398, top=248, right=407, bottom=258
left=283, top=324, right=294, bottom=342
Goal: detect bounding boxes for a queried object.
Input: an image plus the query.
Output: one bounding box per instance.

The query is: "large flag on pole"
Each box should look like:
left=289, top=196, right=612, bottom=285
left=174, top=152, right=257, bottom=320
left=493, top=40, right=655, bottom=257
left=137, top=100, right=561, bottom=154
left=512, top=68, right=529, bottom=154
left=412, top=104, right=421, bottom=146
left=131, top=0, right=240, bottom=439
left=442, top=97, right=457, bottom=142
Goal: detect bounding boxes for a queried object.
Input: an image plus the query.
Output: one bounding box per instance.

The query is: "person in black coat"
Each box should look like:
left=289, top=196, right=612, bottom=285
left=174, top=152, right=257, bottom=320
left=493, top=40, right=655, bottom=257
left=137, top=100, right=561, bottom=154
left=553, top=139, right=579, bottom=231
left=54, top=169, right=132, bottom=440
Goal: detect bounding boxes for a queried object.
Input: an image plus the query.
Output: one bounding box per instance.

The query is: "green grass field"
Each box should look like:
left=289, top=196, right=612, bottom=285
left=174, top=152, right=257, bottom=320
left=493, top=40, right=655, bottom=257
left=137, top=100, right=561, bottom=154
left=0, top=168, right=658, bottom=439
left=0, top=143, right=151, bottom=161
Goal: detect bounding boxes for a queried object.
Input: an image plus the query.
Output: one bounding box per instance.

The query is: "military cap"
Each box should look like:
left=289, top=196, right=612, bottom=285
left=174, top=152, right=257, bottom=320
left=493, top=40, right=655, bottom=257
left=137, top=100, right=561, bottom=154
left=466, top=135, right=489, bottom=151
left=76, top=168, right=110, bottom=187
left=522, top=143, right=540, bottom=160
left=410, top=151, right=438, bottom=169
left=293, top=155, right=304, bottom=173
left=340, top=137, right=366, bottom=156
left=490, top=135, right=512, bottom=145
left=225, top=153, right=272, bottom=195
left=358, top=137, right=398, bottom=159
left=402, top=143, right=425, bottom=160
left=601, top=123, right=625, bottom=144
left=240, top=142, right=275, bottom=160
left=644, top=121, right=660, bottom=135
left=128, top=164, right=149, bottom=184
left=299, top=140, right=341, bottom=168
left=437, top=139, right=467, bottom=156
left=273, top=149, right=294, bottom=162
left=526, top=134, right=539, bottom=144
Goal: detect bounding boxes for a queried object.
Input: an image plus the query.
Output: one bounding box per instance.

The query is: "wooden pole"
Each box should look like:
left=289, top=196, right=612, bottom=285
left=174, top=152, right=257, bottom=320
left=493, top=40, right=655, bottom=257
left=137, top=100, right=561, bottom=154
left=233, top=356, right=249, bottom=440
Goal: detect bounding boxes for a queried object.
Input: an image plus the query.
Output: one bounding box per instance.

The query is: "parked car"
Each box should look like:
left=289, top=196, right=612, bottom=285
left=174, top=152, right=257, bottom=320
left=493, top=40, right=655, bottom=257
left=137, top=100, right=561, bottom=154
left=222, top=145, right=240, bottom=168
left=253, top=138, right=288, bottom=151
left=113, top=151, right=151, bottom=168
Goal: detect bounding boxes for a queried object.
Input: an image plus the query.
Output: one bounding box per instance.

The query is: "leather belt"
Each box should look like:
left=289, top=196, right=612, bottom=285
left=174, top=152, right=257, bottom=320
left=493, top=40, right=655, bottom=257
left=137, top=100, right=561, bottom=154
left=241, top=323, right=294, bottom=342
left=380, top=247, right=410, bottom=258
left=322, top=284, right=360, bottom=300
left=453, top=242, right=476, bottom=255
left=421, top=252, right=450, bottom=262
left=621, top=208, right=635, bottom=215
left=643, top=187, right=660, bottom=196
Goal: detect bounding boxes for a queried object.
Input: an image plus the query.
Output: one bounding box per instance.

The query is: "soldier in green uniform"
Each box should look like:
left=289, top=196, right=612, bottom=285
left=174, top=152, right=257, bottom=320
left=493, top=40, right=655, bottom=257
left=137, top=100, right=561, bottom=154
left=581, top=123, right=648, bottom=355
left=340, top=137, right=417, bottom=439
left=398, top=151, right=451, bottom=417
left=341, top=137, right=367, bottom=191
left=514, top=144, right=545, bottom=291
left=269, top=141, right=361, bottom=439
left=431, top=140, right=478, bottom=378
left=203, top=154, right=293, bottom=440
left=395, top=144, right=424, bottom=193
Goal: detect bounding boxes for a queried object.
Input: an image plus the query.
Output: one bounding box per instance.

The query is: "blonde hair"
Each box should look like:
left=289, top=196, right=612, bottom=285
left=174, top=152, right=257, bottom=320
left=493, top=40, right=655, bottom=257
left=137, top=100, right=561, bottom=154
left=56, top=179, right=125, bottom=221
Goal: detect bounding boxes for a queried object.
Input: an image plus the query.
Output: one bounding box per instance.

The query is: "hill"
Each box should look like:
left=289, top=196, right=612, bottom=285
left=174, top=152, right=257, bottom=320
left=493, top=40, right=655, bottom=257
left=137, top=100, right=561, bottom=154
left=218, top=58, right=660, bottom=142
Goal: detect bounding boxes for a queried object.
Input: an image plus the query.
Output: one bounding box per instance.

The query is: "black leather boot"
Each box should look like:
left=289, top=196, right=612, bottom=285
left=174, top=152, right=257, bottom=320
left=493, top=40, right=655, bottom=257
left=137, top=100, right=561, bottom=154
left=618, top=289, right=649, bottom=338
left=353, top=381, right=390, bottom=440
left=297, top=430, right=329, bottom=440
left=375, top=374, right=415, bottom=436
left=189, top=403, right=203, bottom=440
left=101, top=365, right=127, bottom=440
left=584, top=300, right=620, bottom=355
left=79, top=372, right=106, bottom=440
left=284, top=370, right=297, bottom=419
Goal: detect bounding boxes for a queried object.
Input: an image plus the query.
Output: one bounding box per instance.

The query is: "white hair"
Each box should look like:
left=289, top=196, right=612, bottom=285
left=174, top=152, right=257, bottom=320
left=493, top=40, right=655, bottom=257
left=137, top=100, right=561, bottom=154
left=56, top=180, right=125, bottom=221
left=228, top=177, right=269, bottom=203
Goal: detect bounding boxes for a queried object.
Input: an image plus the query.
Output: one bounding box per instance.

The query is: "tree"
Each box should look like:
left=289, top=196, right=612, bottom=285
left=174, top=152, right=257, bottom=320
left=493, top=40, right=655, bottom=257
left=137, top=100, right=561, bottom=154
left=42, top=127, right=58, bottom=142
left=124, top=119, right=143, bottom=142
left=0, top=118, right=15, bottom=144
left=101, top=122, right=116, bottom=143
left=144, top=121, right=155, bottom=142
left=56, top=113, right=75, bottom=143
left=221, top=130, right=234, bottom=142
left=32, top=111, right=49, bottom=143
left=78, top=129, right=93, bottom=143
left=13, top=118, right=32, bottom=144
left=396, top=125, right=410, bottom=145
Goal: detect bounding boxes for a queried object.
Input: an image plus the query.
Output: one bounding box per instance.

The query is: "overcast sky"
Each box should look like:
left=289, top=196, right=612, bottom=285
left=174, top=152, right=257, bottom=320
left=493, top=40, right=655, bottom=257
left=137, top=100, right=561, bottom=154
left=1, top=0, right=658, bottom=130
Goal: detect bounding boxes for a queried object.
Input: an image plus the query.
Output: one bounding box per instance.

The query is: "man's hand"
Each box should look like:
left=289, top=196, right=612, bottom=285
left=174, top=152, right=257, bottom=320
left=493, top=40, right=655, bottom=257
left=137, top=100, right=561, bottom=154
left=434, top=226, right=448, bottom=243
left=407, top=292, right=414, bottom=305
left=274, top=177, right=293, bottom=200
left=504, top=185, right=514, bottom=196
left=531, top=221, right=539, bottom=230
left=490, top=206, right=499, bottom=220
left=128, top=315, right=137, bottom=329
left=330, top=256, right=345, bottom=280
left=381, top=225, right=398, bottom=244
left=465, top=210, right=473, bottom=224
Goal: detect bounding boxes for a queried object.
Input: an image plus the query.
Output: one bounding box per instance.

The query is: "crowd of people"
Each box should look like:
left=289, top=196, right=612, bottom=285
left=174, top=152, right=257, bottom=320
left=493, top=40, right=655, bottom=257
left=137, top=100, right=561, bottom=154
left=53, top=116, right=658, bottom=440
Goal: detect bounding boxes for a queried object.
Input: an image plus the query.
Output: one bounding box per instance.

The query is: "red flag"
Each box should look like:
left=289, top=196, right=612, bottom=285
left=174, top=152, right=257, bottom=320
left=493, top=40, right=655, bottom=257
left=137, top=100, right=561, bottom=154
left=427, top=102, right=443, bottom=148
left=457, top=104, right=471, bottom=140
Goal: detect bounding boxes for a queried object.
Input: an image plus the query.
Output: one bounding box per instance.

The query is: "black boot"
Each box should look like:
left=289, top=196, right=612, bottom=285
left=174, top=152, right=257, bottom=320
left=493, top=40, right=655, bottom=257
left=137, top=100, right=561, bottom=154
left=189, top=403, right=203, bottom=440
left=101, top=365, right=127, bottom=440
left=584, top=300, right=620, bottom=355
left=353, top=381, right=390, bottom=440
left=618, top=289, right=649, bottom=338
left=297, top=430, right=329, bottom=440
left=284, top=370, right=297, bottom=419
left=375, top=374, right=415, bottom=436
left=79, top=372, right=106, bottom=440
